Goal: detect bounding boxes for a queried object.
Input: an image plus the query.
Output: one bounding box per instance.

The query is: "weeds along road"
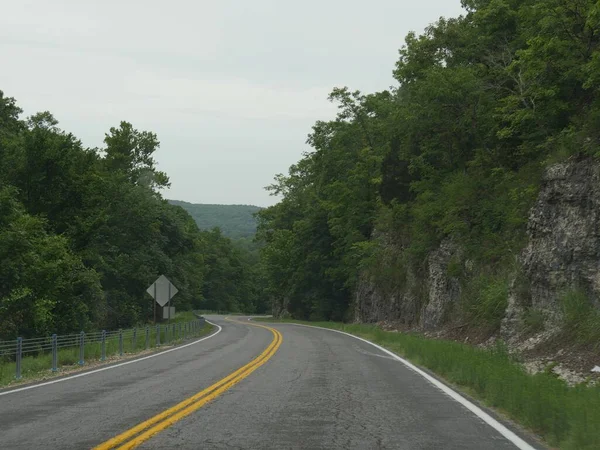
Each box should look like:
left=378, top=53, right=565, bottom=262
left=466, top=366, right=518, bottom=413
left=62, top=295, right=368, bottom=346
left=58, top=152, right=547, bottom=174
left=0, top=316, right=542, bottom=450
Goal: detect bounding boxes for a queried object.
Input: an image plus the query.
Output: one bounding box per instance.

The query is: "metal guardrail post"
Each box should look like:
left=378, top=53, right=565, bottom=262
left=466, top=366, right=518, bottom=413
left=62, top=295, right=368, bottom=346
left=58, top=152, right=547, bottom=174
left=78, top=331, right=85, bottom=365
left=100, top=330, right=106, bottom=361
left=101, top=330, right=106, bottom=361
left=15, top=337, right=22, bottom=380
left=156, top=325, right=160, bottom=346
left=52, top=334, right=58, bottom=372
left=179, top=323, right=182, bottom=340
left=132, top=327, right=137, bottom=351
left=119, top=329, right=123, bottom=356
left=145, top=326, right=149, bottom=350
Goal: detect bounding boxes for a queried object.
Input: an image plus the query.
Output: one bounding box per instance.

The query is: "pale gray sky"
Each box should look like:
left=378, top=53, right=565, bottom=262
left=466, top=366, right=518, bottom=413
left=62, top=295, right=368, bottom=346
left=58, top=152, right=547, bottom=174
left=1, top=0, right=464, bottom=206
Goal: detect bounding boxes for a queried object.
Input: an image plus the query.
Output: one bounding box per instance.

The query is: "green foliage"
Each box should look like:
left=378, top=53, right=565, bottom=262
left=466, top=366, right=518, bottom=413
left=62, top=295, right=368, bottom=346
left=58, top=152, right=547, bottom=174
left=168, top=200, right=261, bottom=239
left=257, top=0, right=596, bottom=328
left=198, top=228, right=268, bottom=314
left=461, top=273, right=509, bottom=330
left=103, top=121, right=170, bottom=190
left=522, top=308, right=545, bottom=334
left=446, top=256, right=463, bottom=278
left=261, top=319, right=600, bottom=449
left=0, top=90, right=263, bottom=338
left=0, top=186, right=103, bottom=337
left=560, top=289, right=600, bottom=348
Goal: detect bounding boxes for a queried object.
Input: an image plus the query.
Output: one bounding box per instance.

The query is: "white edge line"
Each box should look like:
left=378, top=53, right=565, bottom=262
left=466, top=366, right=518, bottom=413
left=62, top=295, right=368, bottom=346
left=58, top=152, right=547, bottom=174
left=286, top=322, right=537, bottom=450
left=0, top=320, right=222, bottom=397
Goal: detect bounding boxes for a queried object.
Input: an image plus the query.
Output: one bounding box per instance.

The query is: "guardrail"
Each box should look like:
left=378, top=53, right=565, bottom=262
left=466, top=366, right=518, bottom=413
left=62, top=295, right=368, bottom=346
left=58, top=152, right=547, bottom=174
left=0, top=317, right=207, bottom=382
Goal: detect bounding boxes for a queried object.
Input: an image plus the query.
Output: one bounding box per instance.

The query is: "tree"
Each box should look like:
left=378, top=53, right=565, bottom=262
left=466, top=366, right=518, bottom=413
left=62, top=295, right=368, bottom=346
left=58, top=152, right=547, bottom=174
left=0, top=186, right=103, bottom=339
left=103, top=121, right=170, bottom=191
left=257, top=0, right=600, bottom=323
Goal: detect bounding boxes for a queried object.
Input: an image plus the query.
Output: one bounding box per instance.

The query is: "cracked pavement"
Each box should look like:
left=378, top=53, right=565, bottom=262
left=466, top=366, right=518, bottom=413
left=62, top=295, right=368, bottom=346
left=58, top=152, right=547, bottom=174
left=0, top=317, right=540, bottom=449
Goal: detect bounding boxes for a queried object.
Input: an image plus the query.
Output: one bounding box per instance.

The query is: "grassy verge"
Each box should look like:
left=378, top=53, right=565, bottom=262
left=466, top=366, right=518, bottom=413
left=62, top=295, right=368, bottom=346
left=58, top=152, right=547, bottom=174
left=0, top=317, right=213, bottom=388
left=560, top=289, right=600, bottom=348
left=194, top=310, right=252, bottom=316
left=169, top=310, right=198, bottom=323
left=257, top=319, right=599, bottom=450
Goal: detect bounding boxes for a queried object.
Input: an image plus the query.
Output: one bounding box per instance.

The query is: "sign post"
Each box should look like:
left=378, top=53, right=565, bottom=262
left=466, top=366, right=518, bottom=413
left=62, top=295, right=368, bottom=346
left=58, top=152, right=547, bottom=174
left=146, top=275, right=178, bottom=324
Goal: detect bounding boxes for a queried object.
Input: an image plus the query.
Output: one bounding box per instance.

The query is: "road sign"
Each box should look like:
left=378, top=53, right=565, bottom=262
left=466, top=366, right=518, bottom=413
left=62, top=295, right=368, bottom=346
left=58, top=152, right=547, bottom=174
left=146, top=275, right=178, bottom=307
left=163, top=307, right=175, bottom=319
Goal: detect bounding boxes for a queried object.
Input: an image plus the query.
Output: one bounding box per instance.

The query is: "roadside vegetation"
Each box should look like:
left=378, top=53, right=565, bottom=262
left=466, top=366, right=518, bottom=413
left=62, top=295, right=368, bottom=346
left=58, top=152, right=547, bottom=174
left=256, top=0, right=600, bottom=340
left=0, top=91, right=270, bottom=342
left=258, top=319, right=599, bottom=450
left=560, top=289, right=600, bottom=348
left=0, top=313, right=213, bottom=388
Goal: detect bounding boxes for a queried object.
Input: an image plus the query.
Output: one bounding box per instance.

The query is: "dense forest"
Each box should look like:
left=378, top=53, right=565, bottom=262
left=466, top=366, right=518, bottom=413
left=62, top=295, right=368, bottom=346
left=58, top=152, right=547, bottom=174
left=168, top=201, right=261, bottom=239
left=0, top=93, right=267, bottom=340
left=257, top=0, right=600, bottom=324
left=4, top=0, right=599, bottom=341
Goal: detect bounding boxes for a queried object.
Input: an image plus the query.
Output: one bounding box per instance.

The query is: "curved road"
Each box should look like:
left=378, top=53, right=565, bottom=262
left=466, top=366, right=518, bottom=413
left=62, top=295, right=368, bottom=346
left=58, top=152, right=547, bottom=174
left=0, top=316, right=541, bottom=449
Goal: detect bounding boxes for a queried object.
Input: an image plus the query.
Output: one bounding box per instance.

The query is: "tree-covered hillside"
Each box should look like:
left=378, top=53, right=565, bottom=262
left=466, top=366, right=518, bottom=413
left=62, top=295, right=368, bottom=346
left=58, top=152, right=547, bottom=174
left=257, top=0, right=600, bottom=324
left=0, top=92, right=268, bottom=339
left=168, top=201, right=261, bottom=239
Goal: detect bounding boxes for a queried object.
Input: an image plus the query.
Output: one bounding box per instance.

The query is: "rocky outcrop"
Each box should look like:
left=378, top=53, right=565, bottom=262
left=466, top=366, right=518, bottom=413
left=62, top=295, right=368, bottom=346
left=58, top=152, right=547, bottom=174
left=357, top=157, right=600, bottom=342
left=502, top=157, right=600, bottom=339
left=354, top=267, right=422, bottom=326
left=353, top=157, right=600, bottom=383
left=422, top=240, right=461, bottom=330
left=354, top=239, right=461, bottom=329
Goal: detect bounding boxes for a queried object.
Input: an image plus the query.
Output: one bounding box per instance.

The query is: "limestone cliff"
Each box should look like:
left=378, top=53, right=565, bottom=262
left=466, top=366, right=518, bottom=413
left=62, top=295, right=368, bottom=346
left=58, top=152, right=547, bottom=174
left=355, top=157, right=600, bottom=347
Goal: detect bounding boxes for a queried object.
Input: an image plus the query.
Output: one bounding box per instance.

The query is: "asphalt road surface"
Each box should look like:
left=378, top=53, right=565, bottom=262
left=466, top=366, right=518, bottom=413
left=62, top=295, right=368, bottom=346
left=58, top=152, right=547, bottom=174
left=0, top=316, right=541, bottom=450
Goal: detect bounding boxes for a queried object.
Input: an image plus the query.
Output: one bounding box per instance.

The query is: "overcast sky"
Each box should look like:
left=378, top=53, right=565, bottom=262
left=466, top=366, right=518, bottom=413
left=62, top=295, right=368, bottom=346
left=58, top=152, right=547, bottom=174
left=1, top=0, right=464, bottom=206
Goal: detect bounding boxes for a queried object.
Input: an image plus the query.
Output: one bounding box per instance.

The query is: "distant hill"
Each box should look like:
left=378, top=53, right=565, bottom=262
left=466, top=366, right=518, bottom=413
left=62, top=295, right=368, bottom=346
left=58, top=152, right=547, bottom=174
left=168, top=200, right=262, bottom=239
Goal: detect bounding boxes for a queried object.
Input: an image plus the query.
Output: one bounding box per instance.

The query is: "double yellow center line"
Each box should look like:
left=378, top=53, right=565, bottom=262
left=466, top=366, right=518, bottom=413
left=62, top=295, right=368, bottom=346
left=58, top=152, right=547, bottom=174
left=94, top=319, right=282, bottom=450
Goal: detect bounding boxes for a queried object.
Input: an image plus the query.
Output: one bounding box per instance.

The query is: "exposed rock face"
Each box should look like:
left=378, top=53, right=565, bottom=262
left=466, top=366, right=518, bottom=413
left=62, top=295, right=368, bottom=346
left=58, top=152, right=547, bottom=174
left=502, top=158, right=600, bottom=339
left=354, top=239, right=460, bottom=329
left=422, top=240, right=461, bottom=330
left=356, top=157, right=600, bottom=339
left=353, top=157, right=600, bottom=383
left=354, top=269, right=421, bottom=326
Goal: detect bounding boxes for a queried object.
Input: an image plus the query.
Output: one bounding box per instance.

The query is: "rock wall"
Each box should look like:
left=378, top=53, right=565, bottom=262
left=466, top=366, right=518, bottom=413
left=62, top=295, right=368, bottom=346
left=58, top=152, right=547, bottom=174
left=422, top=240, right=461, bottom=330
left=502, top=157, right=600, bottom=339
left=354, top=239, right=461, bottom=330
left=356, top=157, right=600, bottom=341
left=354, top=268, right=421, bottom=326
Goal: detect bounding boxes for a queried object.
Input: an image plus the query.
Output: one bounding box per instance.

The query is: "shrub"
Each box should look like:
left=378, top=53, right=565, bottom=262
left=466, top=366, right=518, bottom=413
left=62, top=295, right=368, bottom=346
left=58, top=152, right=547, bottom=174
left=560, top=289, right=600, bottom=348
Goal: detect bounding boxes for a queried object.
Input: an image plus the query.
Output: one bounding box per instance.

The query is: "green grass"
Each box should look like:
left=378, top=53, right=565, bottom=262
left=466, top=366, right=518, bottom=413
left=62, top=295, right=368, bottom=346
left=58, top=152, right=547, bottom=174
left=257, top=318, right=600, bottom=450
left=522, top=308, right=545, bottom=334
left=194, top=309, right=253, bottom=316
left=169, top=310, right=198, bottom=323
left=461, top=274, right=509, bottom=331
left=0, top=318, right=212, bottom=388
left=560, top=289, right=600, bottom=348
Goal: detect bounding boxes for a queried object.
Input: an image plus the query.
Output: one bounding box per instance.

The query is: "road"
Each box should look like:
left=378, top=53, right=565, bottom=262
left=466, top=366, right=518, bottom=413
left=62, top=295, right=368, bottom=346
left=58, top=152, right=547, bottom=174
left=0, top=316, right=541, bottom=450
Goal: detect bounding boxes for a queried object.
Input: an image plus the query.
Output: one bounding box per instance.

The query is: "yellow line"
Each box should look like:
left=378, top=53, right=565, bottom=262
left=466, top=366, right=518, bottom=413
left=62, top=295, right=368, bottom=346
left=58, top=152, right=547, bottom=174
left=93, top=319, right=282, bottom=450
